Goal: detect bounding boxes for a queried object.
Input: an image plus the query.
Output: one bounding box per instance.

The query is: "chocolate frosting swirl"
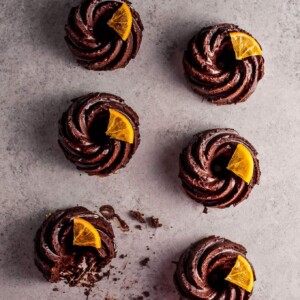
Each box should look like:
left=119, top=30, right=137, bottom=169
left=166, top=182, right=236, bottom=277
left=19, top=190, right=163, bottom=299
left=174, top=236, right=255, bottom=300
left=179, top=129, right=260, bottom=208
left=34, top=206, right=116, bottom=286
left=65, top=0, right=144, bottom=71
left=183, top=24, right=264, bottom=105
left=58, top=92, right=140, bottom=176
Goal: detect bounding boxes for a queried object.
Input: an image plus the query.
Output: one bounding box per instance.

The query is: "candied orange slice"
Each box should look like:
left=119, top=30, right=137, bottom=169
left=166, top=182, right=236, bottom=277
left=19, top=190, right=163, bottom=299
left=107, top=3, right=133, bottom=41
left=106, top=109, right=134, bottom=144
left=225, top=255, right=254, bottom=293
left=73, top=217, right=101, bottom=249
left=226, top=143, right=254, bottom=184
left=230, top=32, right=262, bottom=60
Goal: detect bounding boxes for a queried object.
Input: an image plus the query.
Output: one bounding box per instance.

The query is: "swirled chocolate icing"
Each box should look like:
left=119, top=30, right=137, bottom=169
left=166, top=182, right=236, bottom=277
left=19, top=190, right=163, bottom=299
left=174, top=236, right=255, bottom=300
left=58, top=93, right=140, bottom=176
left=34, top=206, right=116, bottom=286
left=183, top=24, right=264, bottom=105
left=65, top=0, right=144, bottom=71
left=179, top=129, right=260, bottom=208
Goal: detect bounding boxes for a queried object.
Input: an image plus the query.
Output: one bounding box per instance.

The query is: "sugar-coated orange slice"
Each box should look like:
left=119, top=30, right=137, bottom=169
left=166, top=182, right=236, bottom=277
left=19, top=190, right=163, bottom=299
left=106, top=109, right=134, bottom=144
left=107, top=3, right=133, bottom=41
left=73, top=217, right=101, bottom=249
left=227, top=143, right=254, bottom=184
left=230, top=32, right=262, bottom=60
left=225, top=255, right=254, bottom=293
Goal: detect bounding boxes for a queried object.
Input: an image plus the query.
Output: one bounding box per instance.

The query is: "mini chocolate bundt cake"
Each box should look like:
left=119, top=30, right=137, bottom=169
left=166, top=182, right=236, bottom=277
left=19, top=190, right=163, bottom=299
left=58, top=92, right=140, bottom=176
left=65, top=0, right=144, bottom=71
left=174, top=236, right=255, bottom=299
left=34, top=206, right=116, bottom=286
left=183, top=24, right=264, bottom=105
left=179, top=128, right=260, bottom=208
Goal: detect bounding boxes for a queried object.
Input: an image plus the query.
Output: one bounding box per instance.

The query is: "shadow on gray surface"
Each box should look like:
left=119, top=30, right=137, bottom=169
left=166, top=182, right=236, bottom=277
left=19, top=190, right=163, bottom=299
left=36, top=0, right=78, bottom=65
left=157, top=20, right=219, bottom=86
left=7, top=92, right=85, bottom=173
left=154, top=125, right=220, bottom=199
left=1, top=210, right=47, bottom=282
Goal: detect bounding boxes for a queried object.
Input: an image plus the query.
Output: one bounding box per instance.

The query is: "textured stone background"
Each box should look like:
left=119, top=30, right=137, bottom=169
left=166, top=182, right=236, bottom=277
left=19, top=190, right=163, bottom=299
left=1, top=0, right=300, bottom=299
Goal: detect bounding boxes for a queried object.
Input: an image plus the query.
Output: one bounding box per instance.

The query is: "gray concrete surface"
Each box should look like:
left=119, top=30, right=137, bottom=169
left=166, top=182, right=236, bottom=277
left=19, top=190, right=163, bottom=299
left=1, top=0, right=300, bottom=299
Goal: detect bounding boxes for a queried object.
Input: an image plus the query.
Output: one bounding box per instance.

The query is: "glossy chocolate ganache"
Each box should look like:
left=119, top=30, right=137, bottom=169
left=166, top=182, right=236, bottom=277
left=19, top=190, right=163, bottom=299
left=174, top=236, right=255, bottom=300
left=65, top=0, right=144, bottom=71
left=179, top=129, right=260, bottom=208
left=58, top=93, right=140, bottom=176
left=183, top=24, right=264, bottom=105
left=34, top=206, right=116, bottom=286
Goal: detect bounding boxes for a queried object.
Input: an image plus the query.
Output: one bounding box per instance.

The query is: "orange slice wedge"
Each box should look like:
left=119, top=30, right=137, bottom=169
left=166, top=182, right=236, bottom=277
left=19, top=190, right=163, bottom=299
left=73, top=217, right=101, bottom=249
left=226, top=143, right=254, bottom=184
left=106, top=109, right=134, bottom=144
left=107, top=3, right=133, bottom=41
left=230, top=32, right=262, bottom=60
left=225, top=255, right=254, bottom=293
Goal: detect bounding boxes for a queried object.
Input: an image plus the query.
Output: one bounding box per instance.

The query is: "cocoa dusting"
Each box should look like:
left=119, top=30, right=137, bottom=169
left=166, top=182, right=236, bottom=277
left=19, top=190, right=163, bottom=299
left=130, top=210, right=146, bottom=223
left=139, top=257, right=150, bottom=267
left=148, top=216, right=162, bottom=228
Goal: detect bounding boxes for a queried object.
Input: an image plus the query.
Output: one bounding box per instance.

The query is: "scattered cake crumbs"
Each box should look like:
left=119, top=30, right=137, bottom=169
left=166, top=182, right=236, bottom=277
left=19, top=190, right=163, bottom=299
left=84, top=288, right=92, bottom=299
left=148, top=216, right=162, bottom=228
left=119, top=254, right=127, bottom=259
left=142, top=291, right=150, bottom=297
left=52, top=287, right=59, bottom=292
left=99, top=205, right=129, bottom=232
left=130, top=210, right=146, bottom=223
left=135, top=225, right=142, bottom=230
left=203, top=206, right=208, bottom=214
left=139, top=257, right=150, bottom=267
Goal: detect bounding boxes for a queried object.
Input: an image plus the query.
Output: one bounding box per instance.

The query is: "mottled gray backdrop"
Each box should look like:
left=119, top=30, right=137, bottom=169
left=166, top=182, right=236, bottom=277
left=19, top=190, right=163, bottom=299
left=1, top=0, right=299, bottom=299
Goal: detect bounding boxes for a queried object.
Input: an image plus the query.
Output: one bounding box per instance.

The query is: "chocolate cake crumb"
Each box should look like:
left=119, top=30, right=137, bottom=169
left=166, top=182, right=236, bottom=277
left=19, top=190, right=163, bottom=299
left=140, top=257, right=150, bottom=267
left=148, top=216, right=162, bottom=228
left=53, top=287, right=59, bottom=292
left=142, top=291, right=150, bottom=297
left=132, top=297, right=143, bottom=300
left=99, top=205, right=129, bottom=232
left=119, top=254, right=127, bottom=259
left=135, top=225, right=142, bottom=230
left=114, top=214, right=129, bottom=232
left=84, top=288, right=91, bottom=299
left=130, top=210, right=146, bottom=223
left=103, top=270, right=110, bottom=279
left=203, top=206, right=208, bottom=214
